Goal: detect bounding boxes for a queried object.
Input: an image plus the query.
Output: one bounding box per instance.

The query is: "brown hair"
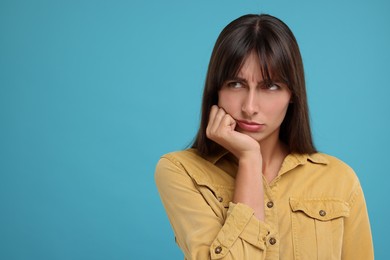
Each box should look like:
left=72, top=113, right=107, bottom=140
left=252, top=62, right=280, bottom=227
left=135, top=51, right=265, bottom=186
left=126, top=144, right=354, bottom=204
left=192, top=14, right=316, bottom=155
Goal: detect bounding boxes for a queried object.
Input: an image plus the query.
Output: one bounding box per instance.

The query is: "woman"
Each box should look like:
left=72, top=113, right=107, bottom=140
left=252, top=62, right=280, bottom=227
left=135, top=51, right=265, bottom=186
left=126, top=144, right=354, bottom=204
left=155, top=14, right=373, bottom=259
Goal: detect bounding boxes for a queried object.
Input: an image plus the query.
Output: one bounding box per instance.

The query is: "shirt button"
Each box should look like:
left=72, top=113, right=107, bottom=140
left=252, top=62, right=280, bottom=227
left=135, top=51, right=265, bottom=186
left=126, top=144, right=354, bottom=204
left=319, top=210, right=326, bottom=217
left=269, top=237, right=277, bottom=245
left=266, top=201, right=274, bottom=208
left=218, top=197, right=223, bottom=202
left=215, top=246, right=222, bottom=254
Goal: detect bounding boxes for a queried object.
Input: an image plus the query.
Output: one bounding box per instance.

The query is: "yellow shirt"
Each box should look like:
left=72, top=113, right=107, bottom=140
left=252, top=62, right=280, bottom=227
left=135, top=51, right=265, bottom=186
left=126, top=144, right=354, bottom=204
left=155, top=148, right=373, bottom=260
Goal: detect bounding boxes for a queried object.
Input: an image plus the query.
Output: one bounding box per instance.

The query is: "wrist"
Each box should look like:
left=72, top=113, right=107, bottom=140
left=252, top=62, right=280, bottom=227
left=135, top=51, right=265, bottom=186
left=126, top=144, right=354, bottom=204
left=238, top=150, right=262, bottom=164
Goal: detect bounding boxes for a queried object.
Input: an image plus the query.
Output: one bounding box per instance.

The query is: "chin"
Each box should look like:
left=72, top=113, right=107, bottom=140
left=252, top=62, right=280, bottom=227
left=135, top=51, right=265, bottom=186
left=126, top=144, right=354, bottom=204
left=239, top=131, right=264, bottom=142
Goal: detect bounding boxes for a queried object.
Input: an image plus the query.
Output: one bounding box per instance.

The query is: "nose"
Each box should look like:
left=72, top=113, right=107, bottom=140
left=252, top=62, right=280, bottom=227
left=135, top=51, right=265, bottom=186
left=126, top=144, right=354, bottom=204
left=241, top=89, right=258, bottom=116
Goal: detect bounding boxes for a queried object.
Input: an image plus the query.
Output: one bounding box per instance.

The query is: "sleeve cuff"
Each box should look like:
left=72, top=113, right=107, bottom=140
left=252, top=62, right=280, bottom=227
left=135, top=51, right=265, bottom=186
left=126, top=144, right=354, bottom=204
left=210, top=202, right=270, bottom=258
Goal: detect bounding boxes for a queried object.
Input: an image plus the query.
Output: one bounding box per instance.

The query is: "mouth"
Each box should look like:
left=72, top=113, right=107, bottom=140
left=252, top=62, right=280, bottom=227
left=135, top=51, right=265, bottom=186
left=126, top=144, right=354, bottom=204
left=236, top=120, right=265, bottom=132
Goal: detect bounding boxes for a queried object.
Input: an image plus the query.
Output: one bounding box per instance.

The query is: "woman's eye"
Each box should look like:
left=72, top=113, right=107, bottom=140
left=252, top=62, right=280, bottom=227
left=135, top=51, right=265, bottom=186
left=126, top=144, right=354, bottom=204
left=264, top=83, right=281, bottom=90
left=227, top=82, right=243, bottom=89
left=268, top=84, right=279, bottom=90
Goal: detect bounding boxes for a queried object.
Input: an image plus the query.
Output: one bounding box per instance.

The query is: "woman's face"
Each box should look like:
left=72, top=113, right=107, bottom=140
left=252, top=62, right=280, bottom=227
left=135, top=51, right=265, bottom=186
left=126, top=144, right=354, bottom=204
left=218, top=52, right=292, bottom=145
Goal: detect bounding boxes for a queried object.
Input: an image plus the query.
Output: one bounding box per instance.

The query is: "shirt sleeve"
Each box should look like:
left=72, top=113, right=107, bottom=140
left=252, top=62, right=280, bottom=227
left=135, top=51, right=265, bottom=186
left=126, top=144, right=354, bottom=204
left=155, top=156, right=270, bottom=260
left=342, top=181, right=374, bottom=259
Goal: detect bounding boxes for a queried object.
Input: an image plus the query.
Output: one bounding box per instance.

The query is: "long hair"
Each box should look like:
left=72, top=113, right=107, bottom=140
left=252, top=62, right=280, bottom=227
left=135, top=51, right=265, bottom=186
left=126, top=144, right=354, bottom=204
left=192, top=14, right=316, bottom=156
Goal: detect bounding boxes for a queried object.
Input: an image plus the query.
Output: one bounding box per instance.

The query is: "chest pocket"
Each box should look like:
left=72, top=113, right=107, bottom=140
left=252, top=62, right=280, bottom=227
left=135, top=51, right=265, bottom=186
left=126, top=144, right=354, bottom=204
left=176, top=151, right=235, bottom=220
left=289, top=198, right=350, bottom=260
left=191, top=175, right=234, bottom=220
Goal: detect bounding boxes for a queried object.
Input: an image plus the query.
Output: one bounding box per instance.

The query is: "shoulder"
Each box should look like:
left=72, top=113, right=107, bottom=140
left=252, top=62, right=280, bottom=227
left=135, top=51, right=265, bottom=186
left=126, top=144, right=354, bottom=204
left=155, top=148, right=234, bottom=189
left=160, top=148, right=203, bottom=163
left=314, top=153, right=353, bottom=170
left=155, top=149, right=209, bottom=180
left=156, top=149, right=207, bottom=172
left=154, top=150, right=196, bottom=191
left=309, top=152, right=359, bottom=183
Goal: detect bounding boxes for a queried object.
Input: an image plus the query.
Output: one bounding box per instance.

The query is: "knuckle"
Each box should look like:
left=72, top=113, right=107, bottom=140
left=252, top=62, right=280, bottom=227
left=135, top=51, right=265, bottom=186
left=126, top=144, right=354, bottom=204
left=205, top=128, right=211, bottom=137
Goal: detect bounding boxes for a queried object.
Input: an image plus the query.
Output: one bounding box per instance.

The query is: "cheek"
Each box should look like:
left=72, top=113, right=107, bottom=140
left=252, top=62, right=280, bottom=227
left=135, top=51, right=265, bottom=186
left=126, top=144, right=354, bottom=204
left=276, top=101, right=291, bottom=119
left=266, top=98, right=291, bottom=118
left=218, top=91, right=234, bottom=110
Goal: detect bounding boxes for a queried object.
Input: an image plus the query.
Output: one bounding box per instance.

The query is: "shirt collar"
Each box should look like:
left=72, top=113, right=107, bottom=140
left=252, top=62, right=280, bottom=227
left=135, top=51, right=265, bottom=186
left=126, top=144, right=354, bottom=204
left=197, top=148, right=328, bottom=169
left=290, top=153, right=328, bottom=165
left=307, top=153, right=329, bottom=164
left=279, top=153, right=328, bottom=176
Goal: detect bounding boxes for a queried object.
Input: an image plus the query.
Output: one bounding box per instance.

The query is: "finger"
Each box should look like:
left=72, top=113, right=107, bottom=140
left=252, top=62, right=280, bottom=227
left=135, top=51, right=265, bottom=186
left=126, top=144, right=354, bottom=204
left=210, top=107, right=227, bottom=134
left=207, top=105, right=219, bottom=126
left=206, top=105, right=219, bottom=137
left=222, top=113, right=236, bottom=131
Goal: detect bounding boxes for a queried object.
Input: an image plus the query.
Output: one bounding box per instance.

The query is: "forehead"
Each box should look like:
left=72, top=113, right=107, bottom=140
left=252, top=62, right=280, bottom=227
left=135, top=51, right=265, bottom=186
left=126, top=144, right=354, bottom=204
left=236, top=52, right=264, bottom=81
left=233, top=51, right=279, bottom=82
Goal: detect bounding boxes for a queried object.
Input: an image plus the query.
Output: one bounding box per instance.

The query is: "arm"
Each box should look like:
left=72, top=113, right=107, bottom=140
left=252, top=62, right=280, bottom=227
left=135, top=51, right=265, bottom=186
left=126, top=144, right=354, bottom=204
left=155, top=156, right=269, bottom=259
left=233, top=153, right=264, bottom=220
left=342, top=181, right=374, bottom=259
left=206, top=105, right=265, bottom=220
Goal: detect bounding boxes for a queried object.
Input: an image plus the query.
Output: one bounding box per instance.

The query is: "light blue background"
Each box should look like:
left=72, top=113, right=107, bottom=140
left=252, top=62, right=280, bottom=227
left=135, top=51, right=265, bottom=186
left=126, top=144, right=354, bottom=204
left=1, top=0, right=389, bottom=259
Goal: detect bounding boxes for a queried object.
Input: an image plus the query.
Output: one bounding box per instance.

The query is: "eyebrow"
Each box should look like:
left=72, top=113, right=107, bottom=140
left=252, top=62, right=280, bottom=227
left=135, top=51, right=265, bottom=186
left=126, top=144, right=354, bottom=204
left=226, top=77, right=271, bottom=85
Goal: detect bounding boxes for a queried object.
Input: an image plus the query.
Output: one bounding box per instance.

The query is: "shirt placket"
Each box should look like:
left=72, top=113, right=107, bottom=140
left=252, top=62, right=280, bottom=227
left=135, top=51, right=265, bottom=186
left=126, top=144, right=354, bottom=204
left=263, top=177, right=280, bottom=259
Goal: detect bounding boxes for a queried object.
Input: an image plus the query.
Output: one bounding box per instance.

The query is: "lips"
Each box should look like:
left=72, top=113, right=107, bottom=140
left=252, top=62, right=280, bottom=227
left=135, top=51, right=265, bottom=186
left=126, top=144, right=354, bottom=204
left=236, top=120, right=265, bottom=132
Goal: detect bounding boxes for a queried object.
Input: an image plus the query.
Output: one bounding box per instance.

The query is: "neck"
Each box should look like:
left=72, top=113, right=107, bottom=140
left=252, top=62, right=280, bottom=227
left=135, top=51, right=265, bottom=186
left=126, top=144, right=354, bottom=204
left=260, top=137, right=289, bottom=182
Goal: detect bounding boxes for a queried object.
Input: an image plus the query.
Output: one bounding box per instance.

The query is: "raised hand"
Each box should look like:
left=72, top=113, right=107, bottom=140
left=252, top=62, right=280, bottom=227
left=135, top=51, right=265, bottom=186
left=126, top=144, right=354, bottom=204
left=206, top=105, right=261, bottom=160
left=206, top=105, right=265, bottom=220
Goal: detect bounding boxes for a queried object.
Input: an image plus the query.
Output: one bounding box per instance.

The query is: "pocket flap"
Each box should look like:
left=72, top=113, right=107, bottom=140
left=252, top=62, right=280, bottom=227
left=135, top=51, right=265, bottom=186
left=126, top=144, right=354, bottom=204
left=290, top=197, right=350, bottom=221
left=214, top=189, right=234, bottom=208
